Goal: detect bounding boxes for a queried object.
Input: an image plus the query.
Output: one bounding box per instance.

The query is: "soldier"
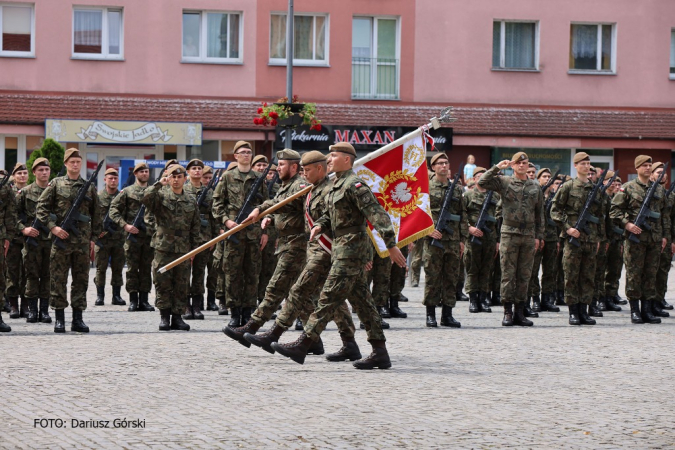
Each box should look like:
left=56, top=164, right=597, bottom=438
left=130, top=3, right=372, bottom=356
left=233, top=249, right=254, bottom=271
left=109, top=162, right=155, bottom=312
left=409, top=239, right=424, bottom=287
left=423, top=153, right=467, bottom=327
left=0, top=169, right=17, bottom=332
left=649, top=162, right=673, bottom=318
left=550, top=153, right=604, bottom=325
left=224, top=149, right=308, bottom=344
left=478, top=152, right=544, bottom=327
left=609, top=155, right=669, bottom=324
left=603, top=175, right=626, bottom=309
left=594, top=171, right=622, bottom=314
left=272, top=142, right=407, bottom=369
left=526, top=163, right=536, bottom=180
left=388, top=246, right=409, bottom=307
left=93, top=168, right=126, bottom=307
left=36, top=148, right=101, bottom=333
left=463, top=166, right=500, bottom=313
left=202, top=165, right=220, bottom=311
left=17, top=157, right=52, bottom=323
left=212, top=141, right=268, bottom=327
left=143, top=164, right=200, bottom=331
left=6, top=162, right=28, bottom=319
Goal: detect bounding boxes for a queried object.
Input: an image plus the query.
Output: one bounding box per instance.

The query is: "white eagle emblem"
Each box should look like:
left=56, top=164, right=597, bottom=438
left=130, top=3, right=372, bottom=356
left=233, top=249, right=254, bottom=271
left=390, top=182, right=412, bottom=204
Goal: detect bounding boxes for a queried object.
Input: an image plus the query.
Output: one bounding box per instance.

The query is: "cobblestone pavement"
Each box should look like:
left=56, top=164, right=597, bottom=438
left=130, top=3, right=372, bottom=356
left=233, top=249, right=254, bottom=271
left=2, top=266, right=674, bottom=449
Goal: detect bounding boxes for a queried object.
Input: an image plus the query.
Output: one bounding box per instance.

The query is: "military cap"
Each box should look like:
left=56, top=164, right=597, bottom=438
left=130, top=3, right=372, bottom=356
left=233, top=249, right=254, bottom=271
left=589, top=166, right=597, bottom=173
left=233, top=141, right=252, bottom=153
left=605, top=170, right=615, bottom=178
left=186, top=158, right=204, bottom=169
left=536, top=168, right=551, bottom=179
left=528, top=162, right=536, bottom=169
left=276, top=149, right=301, bottom=161
left=472, top=166, right=487, bottom=177
left=635, top=155, right=652, bottom=168
left=64, top=148, right=81, bottom=162
left=252, top=155, right=269, bottom=166
left=104, top=168, right=119, bottom=177
left=0, top=169, right=7, bottom=176
left=573, top=152, right=590, bottom=164
left=615, top=176, right=622, bottom=183
left=430, top=153, right=449, bottom=167
left=133, top=162, right=149, bottom=173
left=301, top=150, right=326, bottom=166
left=269, top=163, right=277, bottom=171
left=511, top=151, right=528, bottom=162
left=226, top=162, right=238, bottom=171
left=166, top=164, right=186, bottom=176
left=32, top=157, right=49, bottom=171
left=12, top=162, right=27, bottom=175
left=164, top=159, right=179, bottom=170
left=651, top=162, right=664, bottom=172
left=202, top=165, right=213, bottom=175
left=329, top=142, right=356, bottom=157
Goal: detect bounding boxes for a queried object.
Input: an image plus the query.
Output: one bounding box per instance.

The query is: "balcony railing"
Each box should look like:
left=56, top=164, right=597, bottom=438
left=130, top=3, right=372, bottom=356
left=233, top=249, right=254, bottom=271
left=351, top=57, right=399, bottom=100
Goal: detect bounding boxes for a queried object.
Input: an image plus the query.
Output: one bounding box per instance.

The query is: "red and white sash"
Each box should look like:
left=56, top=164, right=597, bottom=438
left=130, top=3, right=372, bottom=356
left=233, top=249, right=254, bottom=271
left=305, top=191, right=333, bottom=255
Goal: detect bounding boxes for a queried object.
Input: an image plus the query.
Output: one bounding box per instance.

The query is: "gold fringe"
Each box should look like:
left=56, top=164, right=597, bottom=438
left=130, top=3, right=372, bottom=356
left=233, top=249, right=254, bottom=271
left=367, top=224, right=435, bottom=258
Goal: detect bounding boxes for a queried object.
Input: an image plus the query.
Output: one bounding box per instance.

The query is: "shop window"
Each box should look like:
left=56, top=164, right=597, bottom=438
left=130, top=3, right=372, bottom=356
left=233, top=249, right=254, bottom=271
left=187, top=140, right=220, bottom=162
left=569, top=23, right=615, bottom=74
left=270, top=12, right=328, bottom=66
left=4, top=136, right=18, bottom=172
left=670, top=29, right=674, bottom=79
left=182, top=11, right=242, bottom=63
left=492, top=20, right=538, bottom=70
left=0, top=3, right=34, bottom=57
left=73, top=7, right=123, bottom=60
left=352, top=16, right=399, bottom=100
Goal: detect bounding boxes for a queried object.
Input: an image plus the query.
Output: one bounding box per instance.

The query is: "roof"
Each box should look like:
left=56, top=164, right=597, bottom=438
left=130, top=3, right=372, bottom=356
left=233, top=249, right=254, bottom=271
left=2, top=91, right=675, bottom=140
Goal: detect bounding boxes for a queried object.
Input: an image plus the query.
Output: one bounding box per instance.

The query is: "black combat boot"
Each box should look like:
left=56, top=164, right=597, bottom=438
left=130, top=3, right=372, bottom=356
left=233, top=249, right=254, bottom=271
left=26, top=298, right=38, bottom=323
left=502, top=302, right=514, bottom=326
left=171, top=313, right=190, bottom=331
left=360, top=318, right=390, bottom=330
left=615, top=294, right=627, bottom=305
left=223, top=319, right=261, bottom=347
left=8, top=297, right=19, bottom=319
left=640, top=300, right=661, bottom=324
left=597, top=296, right=608, bottom=311
left=111, top=286, right=126, bottom=305
left=217, top=299, right=228, bottom=315
left=54, top=309, right=66, bottom=333
left=245, top=322, right=285, bottom=354
left=39, top=298, right=51, bottom=323
left=128, top=292, right=138, bottom=311
left=389, top=297, right=407, bottom=318
left=0, top=311, right=10, bottom=332
left=555, top=290, right=565, bottom=305
left=295, top=318, right=303, bottom=330
left=20, top=296, right=27, bottom=318
left=2, top=296, right=9, bottom=313
left=271, top=333, right=315, bottom=365
left=378, top=304, right=391, bottom=319
left=192, top=295, right=205, bottom=320
left=308, top=337, right=325, bottom=355
left=456, top=284, right=469, bottom=302
left=479, top=292, right=492, bottom=313
left=604, top=295, right=622, bottom=312
left=182, top=297, right=195, bottom=320
left=588, top=298, right=603, bottom=317
left=523, top=298, right=539, bottom=318
left=660, top=298, right=673, bottom=310
left=397, top=293, right=409, bottom=303
left=541, top=293, right=560, bottom=312
left=353, top=340, right=391, bottom=370
left=326, top=336, right=362, bottom=362
left=71, top=309, right=90, bottom=333
left=531, top=295, right=542, bottom=313
left=138, top=292, right=155, bottom=311
left=95, top=286, right=105, bottom=306
left=469, top=292, right=480, bottom=313
left=491, top=291, right=501, bottom=306
left=158, top=309, right=171, bottom=331
left=241, top=307, right=253, bottom=326
left=652, top=300, right=669, bottom=318
left=629, top=300, right=643, bottom=324
left=513, top=302, right=534, bottom=326
left=206, top=290, right=218, bottom=311
left=440, top=305, right=461, bottom=328
left=426, top=305, right=437, bottom=327
left=578, top=303, right=596, bottom=325
left=227, top=307, right=241, bottom=327
left=568, top=303, right=580, bottom=325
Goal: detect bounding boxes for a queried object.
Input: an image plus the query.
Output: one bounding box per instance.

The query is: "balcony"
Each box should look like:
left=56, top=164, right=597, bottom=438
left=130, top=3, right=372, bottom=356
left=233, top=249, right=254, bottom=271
left=351, top=57, right=399, bottom=100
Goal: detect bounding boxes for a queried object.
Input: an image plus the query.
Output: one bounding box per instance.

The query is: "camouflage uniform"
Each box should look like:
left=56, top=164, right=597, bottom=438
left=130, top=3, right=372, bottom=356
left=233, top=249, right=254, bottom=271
left=592, top=193, right=612, bottom=301
left=94, top=189, right=125, bottom=288
left=142, top=181, right=200, bottom=314
left=389, top=245, right=408, bottom=301
left=655, top=191, right=675, bottom=302
left=463, top=188, right=501, bottom=294
left=36, top=175, right=101, bottom=310
left=258, top=181, right=280, bottom=300
left=17, top=182, right=51, bottom=299
left=0, top=181, right=18, bottom=303
left=184, top=182, right=216, bottom=296
left=604, top=192, right=624, bottom=298
left=409, top=240, right=424, bottom=286
left=6, top=184, right=26, bottom=304
left=529, top=192, right=560, bottom=297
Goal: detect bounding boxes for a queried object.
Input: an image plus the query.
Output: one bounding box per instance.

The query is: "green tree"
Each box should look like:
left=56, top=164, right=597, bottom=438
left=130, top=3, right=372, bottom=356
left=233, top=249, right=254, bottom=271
left=27, top=138, right=65, bottom=183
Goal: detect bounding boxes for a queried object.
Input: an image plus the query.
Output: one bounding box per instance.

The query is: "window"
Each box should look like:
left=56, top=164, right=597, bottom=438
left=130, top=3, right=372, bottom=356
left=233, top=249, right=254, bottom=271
left=0, top=3, right=34, bottom=57
left=492, top=20, right=538, bottom=70
left=182, top=11, right=242, bottom=63
left=269, top=12, right=328, bottom=65
left=73, top=7, right=123, bottom=59
left=670, top=29, right=674, bottom=79
left=569, top=23, right=615, bottom=73
left=352, top=16, right=399, bottom=100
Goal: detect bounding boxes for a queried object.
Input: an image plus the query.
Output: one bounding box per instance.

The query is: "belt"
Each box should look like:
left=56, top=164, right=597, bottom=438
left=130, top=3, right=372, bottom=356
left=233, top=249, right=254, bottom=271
left=277, top=227, right=305, bottom=238
left=333, top=225, right=367, bottom=238
left=502, top=219, right=532, bottom=231
left=157, top=227, right=187, bottom=237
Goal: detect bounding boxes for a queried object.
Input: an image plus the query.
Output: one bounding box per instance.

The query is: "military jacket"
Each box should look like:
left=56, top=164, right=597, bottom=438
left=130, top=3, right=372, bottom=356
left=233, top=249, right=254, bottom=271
left=462, top=188, right=500, bottom=241
left=668, top=191, right=675, bottom=242
left=142, top=182, right=200, bottom=253
left=17, top=182, right=50, bottom=241
left=36, top=175, right=101, bottom=245
left=97, top=189, right=124, bottom=244
left=315, top=169, right=396, bottom=263
left=478, top=165, right=544, bottom=239
left=542, top=190, right=559, bottom=242
left=109, top=183, right=154, bottom=239
left=599, top=192, right=612, bottom=242
left=551, top=178, right=605, bottom=243
left=212, top=167, right=267, bottom=241
left=184, top=182, right=216, bottom=244
left=429, top=177, right=468, bottom=242
left=610, top=178, right=669, bottom=243
left=257, top=173, right=307, bottom=255
left=10, top=184, right=24, bottom=243
left=0, top=181, right=18, bottom=240
left=305, top=176, right=333, bottom=261
left=606, top=192, right=624, bottom=242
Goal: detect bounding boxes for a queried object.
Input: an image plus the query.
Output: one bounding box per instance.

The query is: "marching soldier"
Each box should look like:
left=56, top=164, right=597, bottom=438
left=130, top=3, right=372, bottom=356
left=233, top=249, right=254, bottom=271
left=36, top=148, right=101, bottom=333
left=6, top=162, right=28, bottom=319
left=649, top=162, right=672, bottom=318
left=202, top=166, right=220, bottom=311
left=478, top=152, right=544, bottom=327
left=142, top=164, right=200, bottom=331
left=94, top=168, right=126, bottom=306
left=109, top=162, right=155, bottom=312
left=603, top=175, right=626, bottom=309
left=0, top=169, right=17, bottom=332
left=609, top=155, right=668, bottom=324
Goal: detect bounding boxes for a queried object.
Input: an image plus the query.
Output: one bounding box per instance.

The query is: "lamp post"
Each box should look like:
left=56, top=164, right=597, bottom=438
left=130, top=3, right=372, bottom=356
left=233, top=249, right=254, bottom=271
left=284, top=0, right=294, bottom=149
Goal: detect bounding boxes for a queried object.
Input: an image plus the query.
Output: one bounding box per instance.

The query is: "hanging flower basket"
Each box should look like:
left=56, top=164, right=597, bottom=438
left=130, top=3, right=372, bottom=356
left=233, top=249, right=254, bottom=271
left=253, top=96, right=322, bottom=130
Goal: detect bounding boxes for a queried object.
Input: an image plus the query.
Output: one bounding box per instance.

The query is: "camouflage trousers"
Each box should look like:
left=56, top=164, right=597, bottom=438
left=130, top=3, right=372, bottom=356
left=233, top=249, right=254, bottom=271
left=223, top=237, right=261, bottom=309
left=655, top=240, right=672, bottom=301
left=275, top=253, right=356, bottom=338
left=528, top=240, right=557, bottom=296
left=410, top=240, right=424, bottom=285
left=563, top=241, right=597, bottom=305
left=594, top=241, right=609, bottom=299
left=457, top=255, right=465, bottom=292
left=94, top=242, right=125, bottom=287
left=258, top=239, right=278, bottom=300
left=490, top=251, right=501, bottom=293
left=369, top=246, right=408, bottom=306
left=464, top=238, right=498, bottom=293
left=423, top=238, right=460, bottom=307
left=22, top=240, right=51, bottom=299
left=206, top=250, right=218, bottom=293
left=604, top=240, right=624, bottom=297
left=189, top=248, right=209, bottom=296
left=0, top=245, right=6, bottom=299
left=390, top=246, right=408, bottom=299
left=6, top=240, right=25, bottom=297
left=49, top=243, right=90, bottom=310
left=556, top=238, right=565, bottom=292
left=305, top=258, right=385, bottom=342
left=124, top=238, right=153, bottom=294
left=251, top=243, right=306, bottom=326
left=499, top=233, right=536, bottom=304
left=152, top=250, right=190, bottom=314
left=624, top=240, right=661, bottom=302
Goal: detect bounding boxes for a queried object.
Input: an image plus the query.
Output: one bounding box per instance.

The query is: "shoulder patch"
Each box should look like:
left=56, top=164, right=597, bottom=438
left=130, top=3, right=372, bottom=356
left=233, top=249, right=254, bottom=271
left=355, top=182, right=362, bottom=188
left=299, top=184, right=306, bottom=188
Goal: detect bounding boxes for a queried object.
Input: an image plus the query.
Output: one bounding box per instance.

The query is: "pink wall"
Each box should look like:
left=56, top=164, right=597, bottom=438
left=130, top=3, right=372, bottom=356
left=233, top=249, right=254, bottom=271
left=414, top=0, right=675, bottom=108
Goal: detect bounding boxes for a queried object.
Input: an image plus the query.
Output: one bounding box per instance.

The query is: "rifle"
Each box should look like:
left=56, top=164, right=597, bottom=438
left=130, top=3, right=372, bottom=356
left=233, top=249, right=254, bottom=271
left=209, top=169, right=222, bottom=191
left=195, top=170, right=220, bottom=228
left=628, top=162, right=669, bottom=244
left=52, top=160, right=105, bottom=250
left=94, top=212, right=119, bottom=248
left=599, top=170, right=619, bottom=195
left=541, top=169, right=560, bottom=193
left=568, top=168, right=608, bottom=247
left=0, top=173, right=11, bottom=205
left=266, top=171, right=280, bottom=199
left=544, top=192, right=556, bottom=227
left=56, top=165, right=66, bottom=177
left=469, top=190, right=497, bottom=245
left=228, top=165, right=270, bottom=244
left=430, top=171, right=462, bottom=249
left=25, top=213, right=57, bottom=247
left=126, top=205, right=147, bottom=243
